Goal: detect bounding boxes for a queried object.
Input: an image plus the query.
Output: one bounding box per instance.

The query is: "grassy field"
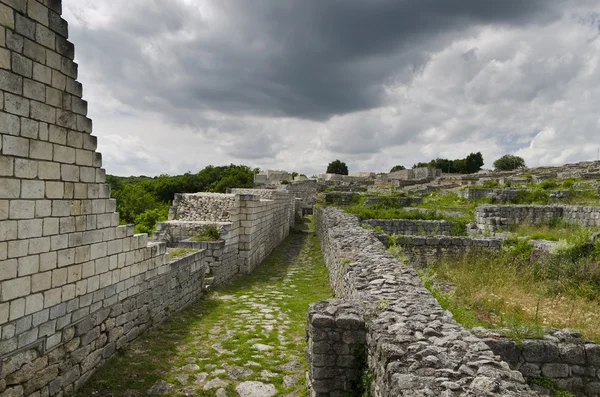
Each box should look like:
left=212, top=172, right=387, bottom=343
left=390, top=240, right=600, bottom=342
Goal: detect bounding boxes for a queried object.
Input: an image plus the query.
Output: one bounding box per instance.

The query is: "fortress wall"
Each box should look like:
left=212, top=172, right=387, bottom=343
left=476, top=205, right=600, bottom=232
left=308, top=207, right=536, bottom=397
left=234, top=192, right=295, bottom=274
left=169, top=192, right=235, bottom=222
left=0, top=2, right=286, bottom=395
left=155, top=191, right=296, bottom=284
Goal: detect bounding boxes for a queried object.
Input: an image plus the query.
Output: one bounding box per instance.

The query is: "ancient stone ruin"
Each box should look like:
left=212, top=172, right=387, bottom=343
left=2, top=2, right=600, bottom=397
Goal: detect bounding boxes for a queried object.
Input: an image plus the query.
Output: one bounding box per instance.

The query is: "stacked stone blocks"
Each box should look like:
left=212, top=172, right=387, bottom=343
left=476, top=205, right=600, bottom=232
left=0, top=2, right=212, bottom=395
left=362, top=218, right=456, bottom=236
left=306, top=300, right=366, bottom=397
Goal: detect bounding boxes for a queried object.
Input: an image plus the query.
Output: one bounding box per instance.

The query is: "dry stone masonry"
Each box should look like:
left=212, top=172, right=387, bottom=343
left=474, top=328, right=600, bottom=396
left=362, top=219, right=456, bottom=236
left=308, top=207, right=537, bottom=396
left=390, top=235, right=503, bottom=266
left=476, top=205, right=600, bottom=232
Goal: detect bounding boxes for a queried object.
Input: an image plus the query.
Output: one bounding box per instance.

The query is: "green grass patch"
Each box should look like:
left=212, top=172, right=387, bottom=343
left=393, top=241, right=600, bottom=342
left=167, top=247, right=197, bottom=259
left=190, top=225, right=221, bottom=242
left=78, top=221, right=332, bottom=397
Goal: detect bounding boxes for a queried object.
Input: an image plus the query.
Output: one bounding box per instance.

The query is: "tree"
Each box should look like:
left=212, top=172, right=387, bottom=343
left=465, top=152, right=484, bottom=173
left=494, top=154, right=526, bottom=171
left=390, top=165, right=406, bottom=172
left=326, top=160, right=348, bottom=175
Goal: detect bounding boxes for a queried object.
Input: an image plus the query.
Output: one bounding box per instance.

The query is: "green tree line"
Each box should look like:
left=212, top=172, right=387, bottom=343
left=413, top=152, right=484, bottom=174
left=107, top=164, right=256, bottom=235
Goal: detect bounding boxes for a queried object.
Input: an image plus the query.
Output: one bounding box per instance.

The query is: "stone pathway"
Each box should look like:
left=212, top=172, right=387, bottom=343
left=76, top=225, right=331, bottom=397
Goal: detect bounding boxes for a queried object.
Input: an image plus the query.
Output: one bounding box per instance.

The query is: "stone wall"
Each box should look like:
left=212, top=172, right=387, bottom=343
left=309, top=207, right=536, bottom=396
left=391, top=235, right=503, bottom=266
left=475, top=328, right=600, bottom=396
left=0, top=3, right=294, bottom=395
left=156, top=190, right=295, bottom=283
left=458, top=188, right=519, bottom=202
left=476, top=205, right=600, bottom=232
left=169, top=192, right=235, bottom=222
left=362, top=218, right=456, bottom=236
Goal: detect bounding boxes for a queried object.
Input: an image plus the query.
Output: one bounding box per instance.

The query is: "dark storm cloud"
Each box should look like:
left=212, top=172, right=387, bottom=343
left=68, top=0, right=567, bottom=123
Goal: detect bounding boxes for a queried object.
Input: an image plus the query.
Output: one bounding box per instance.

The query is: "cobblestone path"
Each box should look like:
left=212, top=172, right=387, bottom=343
left=76, top=226, right=331, bottom=397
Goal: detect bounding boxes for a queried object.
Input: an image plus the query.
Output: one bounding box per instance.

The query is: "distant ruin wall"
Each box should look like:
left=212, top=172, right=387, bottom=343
left=309, top=207, right=536, bottom=397
left=391, top=235, right=503, bottom=266
left=476, top=205, right=600, bottom=232
left=362, top=218, right=456, bottom=236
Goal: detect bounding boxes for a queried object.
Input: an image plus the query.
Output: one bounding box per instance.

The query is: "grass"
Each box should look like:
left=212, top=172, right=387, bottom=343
left=77, top=218, right=332, bottom=397
left=388, top=241, right=600, bottom=342
left=168, top=247, right=198, bottom=259
left=190, top=225, right=221, bottom=242
left=509, top=219, right=596, bottom=245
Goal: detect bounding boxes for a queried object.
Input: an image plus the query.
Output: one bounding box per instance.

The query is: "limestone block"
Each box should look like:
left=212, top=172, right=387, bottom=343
left=51, top=70, right=66, bottom=90
left=0, top=111, right=20, bottom=135
left=0, top=155, right=14, bottom=176
left=25, top=293, right=44, bottom=315
left=18, top=253, right=40, bottom=275
left=0, top=68, right=22, bottom=95
left=21, top=118, right=39, bottom=139
left=51, top=268, right=66, bottom=288
left=18, top=219, right=43, bottom=241
left=21, top=180, right=44, bottom=199
left=31, top=271, right=51, bottom=293
left=0, top=258, right=17, bottom=280
left=36, top=24, right=55, bottom=49
left=38, top=162, right=60, bottom=180
left=14, top=158, right=38, bottom=179
left=30, top=100, right=55, bottom=123
left=61, top=164, right=79, bottom=182
left=0, top=302, right=8, bottom=325
left=10, top=200, right=35, bottom=219
left=1, top=276, right=31, bottom=300
left=25, top=36, right=47, bottom=63
left=33, top=62, right=52, bottom=85
left=53, top=144, right=75, bottom=164
left=27, top=0, right=49, bottom=26
left=2, top=135, right=29, bottom=157
left=50, top=233, right=68, bottom=251
left=75, top=149, right=92, bottom=166
left=0, top=47, right=9, bottom=70
left=12, top=52, right=33, bottom=78
left=57, top=247, right=74, bottom=267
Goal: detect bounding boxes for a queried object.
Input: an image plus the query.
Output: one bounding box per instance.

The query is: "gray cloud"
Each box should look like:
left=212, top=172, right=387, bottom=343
left=63, top=0, right=600, bottom=176
left=67, top=0, right=569, bottom=122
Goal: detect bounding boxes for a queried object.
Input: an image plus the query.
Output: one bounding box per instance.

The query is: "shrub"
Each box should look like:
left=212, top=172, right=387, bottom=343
left=191, top=225, right=221, bottom=242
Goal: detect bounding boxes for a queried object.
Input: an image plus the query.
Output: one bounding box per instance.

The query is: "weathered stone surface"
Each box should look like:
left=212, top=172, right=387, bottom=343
left=235, top=381, right=277, bottom=397
left=147, top=380, right=174, bottom=395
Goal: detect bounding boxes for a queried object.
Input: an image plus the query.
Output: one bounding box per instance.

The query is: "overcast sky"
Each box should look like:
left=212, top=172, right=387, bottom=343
left=62, top=0, right=600, bottom=177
